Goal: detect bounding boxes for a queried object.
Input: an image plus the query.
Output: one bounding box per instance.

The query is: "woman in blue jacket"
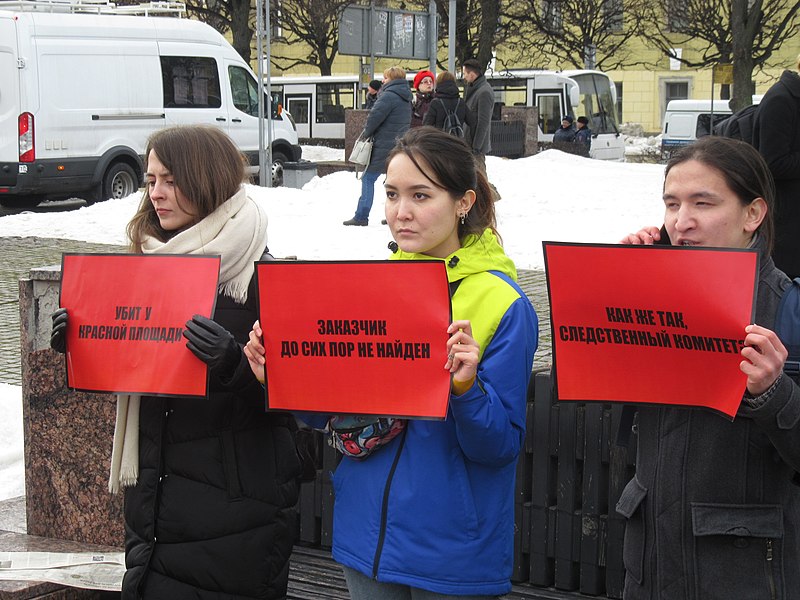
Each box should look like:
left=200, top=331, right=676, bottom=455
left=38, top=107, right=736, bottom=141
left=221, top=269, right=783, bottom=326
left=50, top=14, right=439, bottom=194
left=248, top=127, right=538, bottom=598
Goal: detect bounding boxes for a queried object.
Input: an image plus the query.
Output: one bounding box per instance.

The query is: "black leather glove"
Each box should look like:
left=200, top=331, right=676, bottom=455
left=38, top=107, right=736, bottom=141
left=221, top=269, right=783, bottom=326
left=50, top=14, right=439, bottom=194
left=183, top=314, right=241, bottom=376
left=51, top=307, right=68, bottom=354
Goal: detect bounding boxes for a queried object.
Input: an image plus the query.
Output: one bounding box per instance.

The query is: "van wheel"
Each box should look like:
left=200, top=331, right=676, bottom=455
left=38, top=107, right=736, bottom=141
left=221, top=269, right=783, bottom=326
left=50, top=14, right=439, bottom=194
left=98, top=162, right=139, bottom=202
left=271, top=152, right=288, bottom=187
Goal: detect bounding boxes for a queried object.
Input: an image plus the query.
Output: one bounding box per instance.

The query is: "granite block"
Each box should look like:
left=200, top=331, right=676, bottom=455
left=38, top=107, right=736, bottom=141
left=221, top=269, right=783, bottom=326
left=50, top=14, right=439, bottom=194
left=19, top=273, right=124, bottom=548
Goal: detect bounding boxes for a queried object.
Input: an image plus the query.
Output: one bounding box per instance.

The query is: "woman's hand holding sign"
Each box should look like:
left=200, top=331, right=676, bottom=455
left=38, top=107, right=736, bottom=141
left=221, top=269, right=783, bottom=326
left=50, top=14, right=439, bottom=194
left=741, top=324, right=788, bottom=397
left=446, top=320, right=479, bottom=393
left=245, top=320, right=266, bottom=384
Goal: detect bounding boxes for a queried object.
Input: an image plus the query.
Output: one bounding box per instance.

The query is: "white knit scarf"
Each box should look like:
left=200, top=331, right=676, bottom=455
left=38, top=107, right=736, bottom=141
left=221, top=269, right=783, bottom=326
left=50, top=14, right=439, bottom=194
left=108, top=187, right=268, bottom=493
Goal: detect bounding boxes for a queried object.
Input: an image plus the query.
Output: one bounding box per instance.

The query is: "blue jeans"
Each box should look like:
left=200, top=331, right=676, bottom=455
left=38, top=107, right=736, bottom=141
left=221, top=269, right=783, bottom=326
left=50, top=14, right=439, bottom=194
left=342, top=566, right=501, bottom=600
left=354, top=170, right=380, bottom=222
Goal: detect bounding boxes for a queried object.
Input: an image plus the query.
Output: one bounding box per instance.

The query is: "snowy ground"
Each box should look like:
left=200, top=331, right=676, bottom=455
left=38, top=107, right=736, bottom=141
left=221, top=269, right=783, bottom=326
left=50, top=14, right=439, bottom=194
left=0, top=142, right=669, bottom=502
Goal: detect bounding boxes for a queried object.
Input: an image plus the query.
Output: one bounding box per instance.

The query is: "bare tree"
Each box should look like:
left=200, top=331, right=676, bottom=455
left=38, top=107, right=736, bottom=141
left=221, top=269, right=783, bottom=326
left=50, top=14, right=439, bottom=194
left=180, top=0, right=255, bottom=63
left=501, top=0, right=651, bottom=71
left=636, top=0, right=800, bottom=110
left=426, top=0, right=504, bottom=69
left=270, top=0, right=353, bottom=75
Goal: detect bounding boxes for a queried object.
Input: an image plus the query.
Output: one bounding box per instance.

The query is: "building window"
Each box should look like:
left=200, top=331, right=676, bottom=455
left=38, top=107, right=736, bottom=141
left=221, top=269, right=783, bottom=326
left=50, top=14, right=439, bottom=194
left=666, top=0, right=689, bottom=33
left=603, top=0, right=623, bottom=32
left=542, top=0, right=562, bottom=33
left=660, top=78, right=691, bottom=126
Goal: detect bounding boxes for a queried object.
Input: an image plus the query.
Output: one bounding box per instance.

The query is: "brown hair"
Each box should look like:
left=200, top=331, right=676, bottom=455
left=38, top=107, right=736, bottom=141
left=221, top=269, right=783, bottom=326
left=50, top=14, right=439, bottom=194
left=127, top=126, right=246, bottom=252
left=665, top=136, right=775, bottom=253
left=383, top=66, right=406, bottom=81
left=387, top=126, right=498, bottom=244
left=436, top=71, right=456, bottom=86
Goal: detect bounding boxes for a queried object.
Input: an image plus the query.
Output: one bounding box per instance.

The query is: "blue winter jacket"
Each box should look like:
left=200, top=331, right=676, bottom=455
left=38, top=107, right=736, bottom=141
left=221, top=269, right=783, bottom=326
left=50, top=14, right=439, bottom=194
left=362, top=78, right=413, bottom=173
left=306, top=230, right=538, bottom=595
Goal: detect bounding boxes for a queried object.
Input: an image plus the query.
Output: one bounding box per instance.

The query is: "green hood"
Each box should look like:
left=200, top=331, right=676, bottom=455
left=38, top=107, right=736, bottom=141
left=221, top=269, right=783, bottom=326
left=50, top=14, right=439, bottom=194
left=389, top=228, right=517, bottom=283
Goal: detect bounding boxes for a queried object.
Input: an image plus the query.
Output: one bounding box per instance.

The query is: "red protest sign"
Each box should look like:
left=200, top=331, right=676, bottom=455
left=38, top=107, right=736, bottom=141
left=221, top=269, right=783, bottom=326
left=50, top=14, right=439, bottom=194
left=544, top=242, right=758, bottom=419
left=256, top=261, right=452, bottom=418
left=60, top=254, right=220, bottom=397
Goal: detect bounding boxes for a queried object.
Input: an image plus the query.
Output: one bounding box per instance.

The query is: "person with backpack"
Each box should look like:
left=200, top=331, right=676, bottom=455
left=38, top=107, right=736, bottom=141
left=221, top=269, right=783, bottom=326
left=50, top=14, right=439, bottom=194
left=617, top=136, right=800, bottom=600
left=245, top=127, right=539, bottom=599
left=424, top=70, right=475, bottom=138
left=753, top=54, right=800, bottom=279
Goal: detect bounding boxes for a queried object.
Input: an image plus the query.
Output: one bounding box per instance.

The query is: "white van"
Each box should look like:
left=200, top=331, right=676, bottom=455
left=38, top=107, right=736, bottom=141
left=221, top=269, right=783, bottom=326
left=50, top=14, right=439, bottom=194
left=660, top=99, right=733, bottom=159
left=0, top=1, right=301, bottom=208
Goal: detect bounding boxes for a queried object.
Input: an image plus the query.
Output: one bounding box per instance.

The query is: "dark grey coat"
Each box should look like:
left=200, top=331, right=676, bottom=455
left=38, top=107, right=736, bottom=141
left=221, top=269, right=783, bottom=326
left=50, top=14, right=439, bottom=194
left=464, top=75, right=494, bottom=155
left=617, top=239, right=800, bottom=599
left=362, top=78, right=412, bottom=174
left=753, top=70, right=800, bottom=279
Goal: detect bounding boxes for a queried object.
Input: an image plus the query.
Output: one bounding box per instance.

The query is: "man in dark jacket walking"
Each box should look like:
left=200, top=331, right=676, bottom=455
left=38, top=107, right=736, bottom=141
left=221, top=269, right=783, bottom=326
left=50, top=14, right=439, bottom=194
left=753, top=55, right=800, bottom=279
left=462, top=58, right=500, bottom=201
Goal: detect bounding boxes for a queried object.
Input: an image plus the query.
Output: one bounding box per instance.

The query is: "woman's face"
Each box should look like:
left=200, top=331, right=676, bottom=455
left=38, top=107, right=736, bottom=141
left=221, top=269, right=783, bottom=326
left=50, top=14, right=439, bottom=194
left=384, top=153, right=472, bottom=259
left=418, top=76, right=433, bottom=93
left=146, top=150, right=195, bottom=232
left=663, top=159, right=764, bottom=249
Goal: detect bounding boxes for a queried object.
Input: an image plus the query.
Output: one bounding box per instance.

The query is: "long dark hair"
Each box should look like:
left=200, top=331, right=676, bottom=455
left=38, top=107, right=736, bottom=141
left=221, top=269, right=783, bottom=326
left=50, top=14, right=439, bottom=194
left=127, top=126, right=247, bottom=252
left=665, top=136, right=775, bottom=253
left=386, top=126, right=498, bottom=244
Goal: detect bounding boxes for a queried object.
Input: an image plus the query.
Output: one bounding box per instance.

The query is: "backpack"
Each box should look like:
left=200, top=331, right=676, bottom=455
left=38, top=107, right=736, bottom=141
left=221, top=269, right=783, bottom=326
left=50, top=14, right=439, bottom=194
left=714, top=103, right=759, bottom=146
left=442, top=99, right=464, bottom=138
left=775, top=277, right=800, bottom=380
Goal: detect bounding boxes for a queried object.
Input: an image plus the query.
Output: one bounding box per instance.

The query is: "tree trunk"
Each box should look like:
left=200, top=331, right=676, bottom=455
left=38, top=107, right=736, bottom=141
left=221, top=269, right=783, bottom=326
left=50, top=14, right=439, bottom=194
left=477, top=0, right=499, bottom=69
left=229, top=0, right=253, bottom=64
left=730, top=0, right=758, bottom=111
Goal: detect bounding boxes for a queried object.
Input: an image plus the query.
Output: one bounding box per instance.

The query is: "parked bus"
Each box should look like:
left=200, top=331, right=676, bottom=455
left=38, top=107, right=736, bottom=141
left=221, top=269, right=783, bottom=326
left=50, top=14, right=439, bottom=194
left=485, top=69, right=624, bottom=161
left=270, top=68, right=624, bottom=161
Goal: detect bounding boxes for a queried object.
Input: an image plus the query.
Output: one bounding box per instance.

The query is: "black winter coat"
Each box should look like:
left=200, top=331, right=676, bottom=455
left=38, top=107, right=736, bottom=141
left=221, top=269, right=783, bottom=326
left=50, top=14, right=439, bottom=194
left=422, top=80, right=475, bottom=135
left=617, top=238, right=800, bottom=599
left=122, top=270, right=302, bottom=600
left=362, top=78, right=412, bottom=173
left=753, top=70, right=800, bottom=279
left=411, top=91, right=434, bottom=128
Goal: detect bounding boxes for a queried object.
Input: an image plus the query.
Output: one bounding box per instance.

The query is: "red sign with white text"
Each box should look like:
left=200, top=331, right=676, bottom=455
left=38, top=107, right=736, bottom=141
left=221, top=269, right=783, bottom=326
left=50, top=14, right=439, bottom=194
left=544, top=242, right=758, bottom=418
left=257, top=261, right=452, bottom=418
left=60, top=254, right=220, bottom=397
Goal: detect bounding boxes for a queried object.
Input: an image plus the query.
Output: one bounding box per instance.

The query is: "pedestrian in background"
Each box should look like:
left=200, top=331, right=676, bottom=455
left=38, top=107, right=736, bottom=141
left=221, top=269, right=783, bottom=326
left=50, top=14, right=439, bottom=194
left=344, top=66, right=412, bottom=227
left=553, top=115, right=576, bottom=144
left=248, top=127, right=538, bottom=599
left=363, top=79, right=381, bottom=110
left=574, top=116, right=592, bottom=157
left=462, top=58, right=500, bottom=201
left=753, top=53, right=800, bottom=278
left=50, top=125, right=302, bottom=600
left=423, top=70, right=474, bottom=137
left=410, top=69, right=435, bottom=128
